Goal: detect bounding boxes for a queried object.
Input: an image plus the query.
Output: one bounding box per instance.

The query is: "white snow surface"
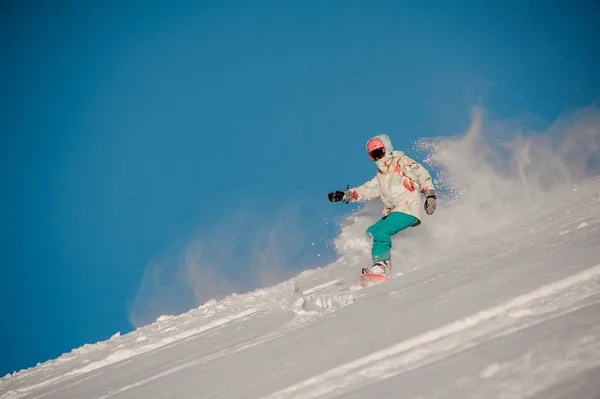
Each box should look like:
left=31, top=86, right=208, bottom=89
left=2, top=108, right=600, bottom=398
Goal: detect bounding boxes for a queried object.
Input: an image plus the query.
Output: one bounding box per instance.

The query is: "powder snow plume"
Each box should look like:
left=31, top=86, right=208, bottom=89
left=333, top=105, right=600, bottom=270
left=129, top=204, right=321, bottom=327
left=129, top=105, right=600, bottom=326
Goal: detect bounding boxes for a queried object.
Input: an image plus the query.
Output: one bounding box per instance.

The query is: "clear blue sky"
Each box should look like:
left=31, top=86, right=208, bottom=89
left=1, top=0, right=598, bottom=376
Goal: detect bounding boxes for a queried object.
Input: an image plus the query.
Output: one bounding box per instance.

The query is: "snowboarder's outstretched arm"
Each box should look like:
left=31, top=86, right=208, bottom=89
left=327, top=176, right=380, bottom=203
left=347, top=176, right=381, bottom=202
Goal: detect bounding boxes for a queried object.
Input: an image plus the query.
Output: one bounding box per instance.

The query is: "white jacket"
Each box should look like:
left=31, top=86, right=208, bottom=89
left=347, top=134, right=435, bottom=222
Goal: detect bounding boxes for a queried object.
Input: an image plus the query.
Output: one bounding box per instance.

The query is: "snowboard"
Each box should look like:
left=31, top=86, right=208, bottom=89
left=360, top=273, right=390, bottom=288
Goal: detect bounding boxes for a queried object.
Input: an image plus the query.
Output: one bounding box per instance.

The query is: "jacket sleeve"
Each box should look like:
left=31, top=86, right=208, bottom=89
left=400, top=155, right=436, bottom=192
left=347, top=175, right=381, bottom=202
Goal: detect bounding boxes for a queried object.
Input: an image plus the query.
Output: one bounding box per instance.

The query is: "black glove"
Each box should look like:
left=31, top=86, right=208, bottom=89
left=423, top=189, right=436, bottom=215
left=328, top=190, right=348, bottom=202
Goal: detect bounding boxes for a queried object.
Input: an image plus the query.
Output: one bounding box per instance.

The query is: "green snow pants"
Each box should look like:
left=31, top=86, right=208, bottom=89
left=366, top=212, right=419, bottom=262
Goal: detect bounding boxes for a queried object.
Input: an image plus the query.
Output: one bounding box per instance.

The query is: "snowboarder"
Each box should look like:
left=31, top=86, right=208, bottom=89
left=328, top=134, right=437, bottom=277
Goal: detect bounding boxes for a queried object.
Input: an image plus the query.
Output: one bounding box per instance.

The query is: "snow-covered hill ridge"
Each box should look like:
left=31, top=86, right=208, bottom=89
left=1, top=176, right=598, bottom=399
left=2, top=107, right=599, bottom=398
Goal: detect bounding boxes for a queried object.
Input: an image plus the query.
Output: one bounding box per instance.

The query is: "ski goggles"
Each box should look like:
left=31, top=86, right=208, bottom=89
left=369, top=148, right=386, bottom=161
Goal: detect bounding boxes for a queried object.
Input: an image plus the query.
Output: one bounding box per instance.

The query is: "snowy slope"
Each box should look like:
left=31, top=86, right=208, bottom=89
left=2, top=109, right=599, bottom=399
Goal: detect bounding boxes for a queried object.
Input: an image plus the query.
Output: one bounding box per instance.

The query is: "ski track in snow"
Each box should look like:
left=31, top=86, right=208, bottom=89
left=263, top=264, right=600, bottom=399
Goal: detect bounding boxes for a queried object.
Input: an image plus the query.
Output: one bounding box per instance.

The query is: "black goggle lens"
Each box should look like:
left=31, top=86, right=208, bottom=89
left=369, top=148, right=385, bottom=160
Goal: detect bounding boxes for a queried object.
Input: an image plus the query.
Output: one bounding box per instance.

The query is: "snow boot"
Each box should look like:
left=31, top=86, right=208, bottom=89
left=362, top=259, right=391, bottom=276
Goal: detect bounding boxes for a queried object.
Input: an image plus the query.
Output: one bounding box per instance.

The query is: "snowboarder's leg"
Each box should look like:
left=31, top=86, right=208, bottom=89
left=366, top=212, right=418, bottom=262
